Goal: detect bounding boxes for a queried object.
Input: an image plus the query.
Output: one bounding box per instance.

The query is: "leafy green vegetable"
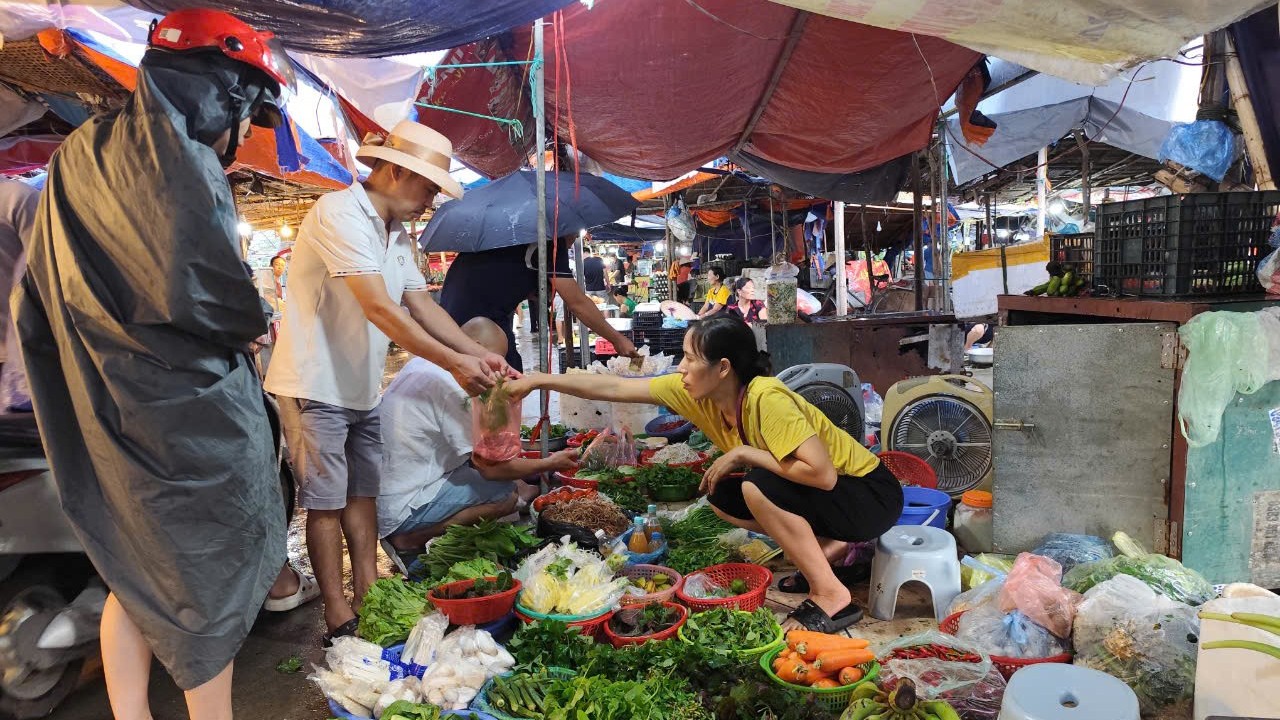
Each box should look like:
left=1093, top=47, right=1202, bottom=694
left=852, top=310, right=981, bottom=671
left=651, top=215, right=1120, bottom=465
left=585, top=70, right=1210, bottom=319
left=667, top=545, right=733, bottom=575
left=476, top=379, right=512, bottom=432
left=378, top=700, right=441, bottom=720
left=634, top=464, right=701, bottom=494
left=507, top=619, right=595, bottom=672
left=357, top=577, right=431, bottom=647
left=522, top=423, right=569, bottom=439
left=597, top=478, right=648, bottom=514
left=275, top=655, right=303, bottom=674
left=418, top=519, right=539, bottom=582
left=680, top=607, right=781, bottom=652
left=539, top=674, right=709, bottom=720
left=663, top=505, right=736, bottom=574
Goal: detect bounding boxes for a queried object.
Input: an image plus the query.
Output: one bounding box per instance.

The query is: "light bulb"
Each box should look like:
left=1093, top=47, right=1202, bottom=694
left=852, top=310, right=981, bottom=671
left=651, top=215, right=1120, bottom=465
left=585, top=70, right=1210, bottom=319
left=876, top=221, right=882, bottom=232
left=237, top=221, right=252, bottom=237
left=279, top=223, right=293, bottom=239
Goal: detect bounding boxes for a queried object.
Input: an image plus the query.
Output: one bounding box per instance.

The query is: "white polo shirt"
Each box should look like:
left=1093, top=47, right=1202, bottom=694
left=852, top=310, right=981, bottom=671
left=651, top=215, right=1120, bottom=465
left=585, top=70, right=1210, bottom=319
left=264, top=182, right=427, bottom=411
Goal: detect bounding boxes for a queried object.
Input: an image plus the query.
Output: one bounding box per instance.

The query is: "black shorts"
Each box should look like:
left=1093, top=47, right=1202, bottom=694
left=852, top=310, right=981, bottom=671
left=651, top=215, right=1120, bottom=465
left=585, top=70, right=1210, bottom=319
left=709, top=462, right=904, bottom=542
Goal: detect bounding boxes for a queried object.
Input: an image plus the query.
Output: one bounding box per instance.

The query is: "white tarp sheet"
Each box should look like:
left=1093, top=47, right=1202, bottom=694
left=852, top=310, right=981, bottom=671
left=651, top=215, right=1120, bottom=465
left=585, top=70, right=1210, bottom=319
left=767, top=0, right=1275, bottom=84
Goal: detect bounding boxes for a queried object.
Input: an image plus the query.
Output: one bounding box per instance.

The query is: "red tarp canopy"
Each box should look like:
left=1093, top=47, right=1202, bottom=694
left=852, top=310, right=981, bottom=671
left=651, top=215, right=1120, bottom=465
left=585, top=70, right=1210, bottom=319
left=418, top=0, right=979, bottom=181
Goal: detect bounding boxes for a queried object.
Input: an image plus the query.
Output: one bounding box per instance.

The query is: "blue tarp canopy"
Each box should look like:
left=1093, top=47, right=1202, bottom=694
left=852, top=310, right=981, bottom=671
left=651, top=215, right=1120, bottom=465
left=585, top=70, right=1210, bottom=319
left=124, top=0, right=578, bottom=56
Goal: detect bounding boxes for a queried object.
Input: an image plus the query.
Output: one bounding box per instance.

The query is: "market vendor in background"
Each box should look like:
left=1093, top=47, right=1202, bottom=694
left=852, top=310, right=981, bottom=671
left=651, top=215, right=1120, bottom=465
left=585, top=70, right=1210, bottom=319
left=439, top=235, right=639, bottom=372
left=728, top=276, right=768, bottom=324
left=612, top=287, right=637, bottom=316
left=266, top=119, right=511, bottom=645
left=506, top=316, right=903, bottom=633
left=377, top=317, right=578, bottom=573
left=582, top=245, right=609, bottom=302
left=696, top=266, right=730, bottom=318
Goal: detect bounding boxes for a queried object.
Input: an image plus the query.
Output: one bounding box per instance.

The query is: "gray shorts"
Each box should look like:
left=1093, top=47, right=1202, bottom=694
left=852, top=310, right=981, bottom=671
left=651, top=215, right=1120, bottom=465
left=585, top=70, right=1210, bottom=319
left=277, top=396, right=382, bottom=511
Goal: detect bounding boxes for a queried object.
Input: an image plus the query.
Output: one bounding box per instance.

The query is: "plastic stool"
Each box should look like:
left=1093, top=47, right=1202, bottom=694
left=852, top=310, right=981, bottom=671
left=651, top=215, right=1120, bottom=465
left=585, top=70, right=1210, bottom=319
left=998, top=663, right=1139, bottom=720
left=868, top=524, right=960, bottom=622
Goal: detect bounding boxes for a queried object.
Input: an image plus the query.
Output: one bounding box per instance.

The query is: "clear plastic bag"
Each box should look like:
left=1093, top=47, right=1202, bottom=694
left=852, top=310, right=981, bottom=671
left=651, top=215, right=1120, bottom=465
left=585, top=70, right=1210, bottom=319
left=948, top=578, right=1005, bottom=616
left=1033, top=534, right=1114, bottom=574
left=1259, top=248, right=1280, bottom=295
left=471, top=381, right=521, bottom=462
left=577, top=423, right=637, bottom=473
left=1062, top=532, right=1214, bottom=607
left=961, top=554, right=1015, bottom=590
left=878, top=630, right=1007, bottom=720
left=1158, top=119, right=1236, bottom=181
left=999, top=553, right=1082, bottom=638
left=680, top=572, right=727, bottom=599
left=956, top=604, right=1071, bottom=659
left=1178, top=311, right=1272, bottom=447
left=1072, top=575, right=1199, bottom=716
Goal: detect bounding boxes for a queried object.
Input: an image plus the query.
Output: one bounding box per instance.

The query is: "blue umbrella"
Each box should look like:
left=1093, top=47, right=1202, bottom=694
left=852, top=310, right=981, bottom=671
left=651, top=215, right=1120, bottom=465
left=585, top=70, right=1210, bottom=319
left=419, top=170, right=640, bottom=253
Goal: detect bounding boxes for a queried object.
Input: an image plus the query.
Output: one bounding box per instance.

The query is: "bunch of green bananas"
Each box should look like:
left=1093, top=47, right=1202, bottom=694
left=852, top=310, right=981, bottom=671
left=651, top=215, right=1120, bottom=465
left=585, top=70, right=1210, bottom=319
left=839, top=679, right=961, bottom=720
left=1027, top=269, right=1086, bottom=297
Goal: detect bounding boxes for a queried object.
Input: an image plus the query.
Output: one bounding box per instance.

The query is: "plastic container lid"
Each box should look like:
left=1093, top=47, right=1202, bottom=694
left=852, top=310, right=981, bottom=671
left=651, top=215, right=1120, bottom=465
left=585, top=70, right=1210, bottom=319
left=961, top=490, right=993, bottom=508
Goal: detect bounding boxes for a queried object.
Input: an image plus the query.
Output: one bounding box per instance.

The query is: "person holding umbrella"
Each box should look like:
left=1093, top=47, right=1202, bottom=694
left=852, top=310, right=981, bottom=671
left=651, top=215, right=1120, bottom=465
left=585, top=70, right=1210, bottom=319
left=426, top=170, right=642, bottom=372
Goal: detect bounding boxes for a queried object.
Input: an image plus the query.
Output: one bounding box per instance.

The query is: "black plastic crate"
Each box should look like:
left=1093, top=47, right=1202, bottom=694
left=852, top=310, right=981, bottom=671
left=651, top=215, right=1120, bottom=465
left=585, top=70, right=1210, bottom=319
left=632, top=310, right=663, bottom=329
left=1049, top=232, right=1094, bottom=287
left=1094, top=191, right=1277, bottom=297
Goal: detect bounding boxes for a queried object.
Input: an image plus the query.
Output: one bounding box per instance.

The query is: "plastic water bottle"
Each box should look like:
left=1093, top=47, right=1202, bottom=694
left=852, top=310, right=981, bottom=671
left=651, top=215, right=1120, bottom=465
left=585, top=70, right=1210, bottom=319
left=644, top=504, right=661, bottom=543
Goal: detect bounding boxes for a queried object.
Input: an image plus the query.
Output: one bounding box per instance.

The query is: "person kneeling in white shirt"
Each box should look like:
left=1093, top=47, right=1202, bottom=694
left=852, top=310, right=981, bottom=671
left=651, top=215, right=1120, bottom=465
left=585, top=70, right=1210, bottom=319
left=377, top=317, right=577, bottom=574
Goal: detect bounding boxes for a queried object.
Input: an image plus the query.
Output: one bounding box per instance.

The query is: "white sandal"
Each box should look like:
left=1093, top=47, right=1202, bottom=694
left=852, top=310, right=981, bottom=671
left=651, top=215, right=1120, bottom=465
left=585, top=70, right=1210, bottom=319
left=263, top=569, right=320, bottom=612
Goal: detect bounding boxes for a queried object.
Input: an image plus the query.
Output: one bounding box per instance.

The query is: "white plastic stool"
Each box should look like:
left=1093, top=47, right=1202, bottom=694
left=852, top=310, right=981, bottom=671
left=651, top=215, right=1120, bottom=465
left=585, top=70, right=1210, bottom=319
left=868, top=524, right=960, bottom=622
left=998, top=663, right=1139, bottom=720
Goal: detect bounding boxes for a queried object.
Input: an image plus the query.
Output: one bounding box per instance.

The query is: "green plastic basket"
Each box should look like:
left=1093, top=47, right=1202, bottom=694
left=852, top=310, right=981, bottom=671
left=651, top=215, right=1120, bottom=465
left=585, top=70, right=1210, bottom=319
left=759, top=645, right=881, bottom=713
left=676, top=610, right=785, bottom=659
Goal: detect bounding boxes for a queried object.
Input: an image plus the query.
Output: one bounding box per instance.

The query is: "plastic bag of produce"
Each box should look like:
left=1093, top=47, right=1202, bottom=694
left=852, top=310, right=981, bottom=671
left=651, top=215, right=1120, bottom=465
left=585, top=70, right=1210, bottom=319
left=998, top=553, right=1081, bottom=638
left=949, top=578, right=1005, bottom=616
left=879, top=630, right=1007, bottom=720
left=1033, top=533, right=1114, bottom=573
left=471, top=380, right=521, bottom=462
left=961, top=554, right=1015, bottom=590
left=578, top=423, right=637, bottom=473
left=1062, top=532, right=1214, bottom=607
left=956, top=604, right=1071, bottom=659
left=1072, top=575, right=1199, bottom=716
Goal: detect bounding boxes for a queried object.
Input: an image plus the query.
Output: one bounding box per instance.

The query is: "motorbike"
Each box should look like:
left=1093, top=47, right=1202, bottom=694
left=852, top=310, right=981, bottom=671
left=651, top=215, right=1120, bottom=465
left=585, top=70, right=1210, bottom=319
left=0, top=394, right=295, bottom=719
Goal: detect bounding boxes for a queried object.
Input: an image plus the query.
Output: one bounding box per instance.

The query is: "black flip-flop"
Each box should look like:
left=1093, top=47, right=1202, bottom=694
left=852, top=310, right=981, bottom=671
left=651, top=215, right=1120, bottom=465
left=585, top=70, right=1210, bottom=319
left=777, top=564, right=871, bottom=594
left=786, top=599, right=864, bottom=633
left=322, top=618, right=360, bottom=648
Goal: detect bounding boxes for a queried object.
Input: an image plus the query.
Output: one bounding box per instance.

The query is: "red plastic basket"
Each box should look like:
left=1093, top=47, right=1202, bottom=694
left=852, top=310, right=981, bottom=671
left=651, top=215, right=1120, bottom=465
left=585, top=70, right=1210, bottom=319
left=515, top=608, right=612, bottom=639
left=939, top=611, right=1072, bottom=679
left=878, top=451, right=938, bottom=489
left=639, top=449, right=708, bottom=472
left=602, top=602, right=688, bottom=648
left=428, top=577, right=521, bottom=626
left=675, top=563, right=773, bottom=612
left=616, top=564, right=684, bottom=606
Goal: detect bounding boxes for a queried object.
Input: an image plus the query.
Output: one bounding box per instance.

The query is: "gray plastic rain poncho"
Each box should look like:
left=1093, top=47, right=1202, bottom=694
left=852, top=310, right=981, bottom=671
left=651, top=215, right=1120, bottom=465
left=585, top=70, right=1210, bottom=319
left=12, top=49, right=285, bottom=689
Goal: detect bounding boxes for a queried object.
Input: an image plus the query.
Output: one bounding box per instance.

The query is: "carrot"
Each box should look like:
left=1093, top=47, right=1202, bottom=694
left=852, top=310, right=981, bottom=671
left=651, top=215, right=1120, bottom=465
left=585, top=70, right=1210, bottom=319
left=813, top=648, right=875, bottom=672
left=811, top=678, right=841, bottom=689
left=838, top=666, right=865, bottom=685
left=796, top=638, right=872, bottom=661
left=787, top=630, right=870, bottom=649
left=776, top=660, right=810, bottom=684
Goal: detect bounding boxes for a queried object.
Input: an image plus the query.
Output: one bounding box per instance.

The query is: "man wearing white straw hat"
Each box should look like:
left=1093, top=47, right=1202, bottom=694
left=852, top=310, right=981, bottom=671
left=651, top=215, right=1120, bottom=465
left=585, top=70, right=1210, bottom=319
left=266, top=119, right=512, bottom=644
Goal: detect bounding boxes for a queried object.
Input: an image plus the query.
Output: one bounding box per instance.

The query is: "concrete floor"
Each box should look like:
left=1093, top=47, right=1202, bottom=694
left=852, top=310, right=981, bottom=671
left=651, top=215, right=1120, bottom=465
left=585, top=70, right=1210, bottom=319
left=44, top=323, right=969, bottom=719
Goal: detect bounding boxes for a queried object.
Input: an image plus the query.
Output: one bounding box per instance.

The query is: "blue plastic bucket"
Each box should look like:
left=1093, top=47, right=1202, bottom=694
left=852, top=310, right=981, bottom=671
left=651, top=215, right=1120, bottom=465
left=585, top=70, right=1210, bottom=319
left=897, top=486, right=951, bottom=529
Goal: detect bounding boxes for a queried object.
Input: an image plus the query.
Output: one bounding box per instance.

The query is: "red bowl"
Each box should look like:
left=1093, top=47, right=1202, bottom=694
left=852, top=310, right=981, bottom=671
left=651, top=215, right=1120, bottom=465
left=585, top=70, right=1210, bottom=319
left=602, top=602, right=688, bottom=648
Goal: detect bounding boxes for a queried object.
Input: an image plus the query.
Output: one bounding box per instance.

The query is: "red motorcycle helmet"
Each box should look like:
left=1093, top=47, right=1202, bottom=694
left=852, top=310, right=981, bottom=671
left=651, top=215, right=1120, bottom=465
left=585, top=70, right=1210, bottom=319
left=148, top=8, right=296, bottom=94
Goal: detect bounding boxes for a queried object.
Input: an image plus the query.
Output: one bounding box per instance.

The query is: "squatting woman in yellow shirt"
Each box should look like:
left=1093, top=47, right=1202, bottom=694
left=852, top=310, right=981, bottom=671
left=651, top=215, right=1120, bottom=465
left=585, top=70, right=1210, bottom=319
left=507, top=316, right=904, bottom=632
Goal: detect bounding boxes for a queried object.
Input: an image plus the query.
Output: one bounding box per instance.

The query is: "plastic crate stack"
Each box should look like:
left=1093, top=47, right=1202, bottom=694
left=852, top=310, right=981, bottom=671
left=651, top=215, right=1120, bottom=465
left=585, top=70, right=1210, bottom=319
left=1094, top=191, right=1279, bottom=297
left=1049, top=232, right=1094, bottom=288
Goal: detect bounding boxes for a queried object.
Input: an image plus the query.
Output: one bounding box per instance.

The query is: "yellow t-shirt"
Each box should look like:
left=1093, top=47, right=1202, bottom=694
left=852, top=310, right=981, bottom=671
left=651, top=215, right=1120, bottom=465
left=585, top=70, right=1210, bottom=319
left=649, top=374, right=880, bottom=477
left=704, top=284, right=730, bottom=307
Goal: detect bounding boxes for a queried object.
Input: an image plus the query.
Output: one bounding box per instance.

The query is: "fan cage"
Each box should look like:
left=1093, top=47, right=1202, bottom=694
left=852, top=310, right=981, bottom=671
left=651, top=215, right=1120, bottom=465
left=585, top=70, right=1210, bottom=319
left=888, top=394, right=992, bottom=495
left=795, top=381, right=864, bottom=444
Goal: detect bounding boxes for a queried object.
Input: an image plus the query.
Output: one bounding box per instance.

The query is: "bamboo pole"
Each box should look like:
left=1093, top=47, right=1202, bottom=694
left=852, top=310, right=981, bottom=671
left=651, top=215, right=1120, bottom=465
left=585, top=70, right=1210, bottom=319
left=1225, top=35, right=1275, bottom=190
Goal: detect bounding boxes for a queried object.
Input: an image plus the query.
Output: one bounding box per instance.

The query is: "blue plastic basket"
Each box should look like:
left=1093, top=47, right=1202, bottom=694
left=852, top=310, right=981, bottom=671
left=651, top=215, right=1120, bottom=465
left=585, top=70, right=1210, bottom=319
left=615, top=528, right=668, bottom=565
left=897, top=486, right=952, bottom=529
left=327, top=699, right=497, bottom=720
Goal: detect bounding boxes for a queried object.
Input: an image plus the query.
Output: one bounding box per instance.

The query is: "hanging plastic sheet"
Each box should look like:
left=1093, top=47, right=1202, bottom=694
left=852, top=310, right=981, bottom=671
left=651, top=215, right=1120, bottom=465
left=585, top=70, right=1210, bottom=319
left=766, top=0, right=1273, bottom=85
left=123, top=0, right=577, bottom=56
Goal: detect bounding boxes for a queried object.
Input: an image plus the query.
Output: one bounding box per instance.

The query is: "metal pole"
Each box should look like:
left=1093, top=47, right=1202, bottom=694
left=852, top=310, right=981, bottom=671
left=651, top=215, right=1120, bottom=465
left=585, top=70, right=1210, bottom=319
left=833, top=201, right=847, bottom=316
left=911, top=153, right=925, bottom=311
left=1035, top=145, right=1049, bottom=240
left=860, top=205, right=874, bottom=311
left=984, top=192, right=994, bottom=250
left=533, top=19, right=550, bottom=457
left=937, top=122, right=950, bottom=312
left=575, top=234, right=589, bottom=367
left=1075, top=130, right=1092, bottom=221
